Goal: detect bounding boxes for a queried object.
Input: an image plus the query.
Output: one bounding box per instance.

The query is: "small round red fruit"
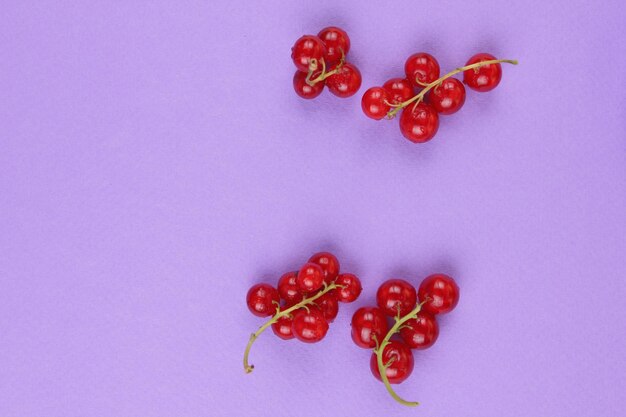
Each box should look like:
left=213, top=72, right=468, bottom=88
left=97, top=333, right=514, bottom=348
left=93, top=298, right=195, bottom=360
left=271, top=315, right=295, bottom=340
left=427, top=78, right=466, bottom=115
left=246, top=283, right=280, bottom=317
left=351, top=307, right=389, bottom=348
left=335, top=273, right=362, bottom=303
left=370, top=341, right=414, bottom=384
left=361, top=87, right=391, bottom=120
left=291, top=35, right=326, bottom=72
left=463, top=53, right=502, bottom=92
left=376, top=279, right=417, bottom=317
left=399, top=312, right=439, bottom=349
left=383, top=78, right=414, bottom=105
left=315, top=291, right=339, bottom=322
left=317, top=26, right=350, bottom=64
left=277, top=271, right=303, bottom=305
left=292, top=307, right=329, bottom=343
left=418, top=273, right=460, bottom=315
left=399, top=102, right=439, bottom=143
left=293, top=70, right=324, bottom=99
left=308, top=252, right=340, bottom=284
left=297, top=263, right=325, bottom=292
left=405, top=52, right=440, bottom=87
left=326, top=62, right=361, bottom=98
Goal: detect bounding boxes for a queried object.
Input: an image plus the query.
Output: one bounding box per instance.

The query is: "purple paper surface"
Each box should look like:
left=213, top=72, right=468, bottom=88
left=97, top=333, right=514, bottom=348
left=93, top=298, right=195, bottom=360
left=1, top=1, right=625, bottom=416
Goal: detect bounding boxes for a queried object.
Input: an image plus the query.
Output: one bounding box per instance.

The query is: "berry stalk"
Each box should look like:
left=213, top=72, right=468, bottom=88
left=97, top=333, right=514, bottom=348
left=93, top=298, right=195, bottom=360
left=305, top=53, right=346, bottom=86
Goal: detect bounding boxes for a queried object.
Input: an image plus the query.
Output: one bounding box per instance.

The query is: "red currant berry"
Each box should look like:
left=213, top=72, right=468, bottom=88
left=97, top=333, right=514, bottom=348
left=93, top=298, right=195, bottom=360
left=277, top=271, right=303, bottom=305
left=376, top=279, right=417, bottom=317
left=351, top=307, right=389, bottom=349
left=297, top=262, right=325, bottom=293
left=292, top=307, right=329, bottom=343
left=293, top=70, right=324, bottom=99
left=427, top=78, right=466, bottom=115
left=418, top=273, right=460, bottom=315
left=463, top=53, right=502, bottom=92
left=315, top=291, right=339, bottom=322
left=246, top=283, right=280, bottom=317
left=317, top=26, right=350, bottom=64
left=370, top=341, right=414, bottom=384
left=326, top=63, right=361, bottom=98
left=308, top=252, right=340, bottom=284
left=383, top=78, right=414, bottom=105
left=399, top=102, right=439, bottom=143
left=405, top=52, right=440, bottom=87
left=271, top=315, right=295, bottom=340
left=361, top=87, right=391, bottom=120
left=291, top=35, right=326, bottom=72
left=399, top=311, right=439, bottom=349
left=335, top=273, right=362, bottom=303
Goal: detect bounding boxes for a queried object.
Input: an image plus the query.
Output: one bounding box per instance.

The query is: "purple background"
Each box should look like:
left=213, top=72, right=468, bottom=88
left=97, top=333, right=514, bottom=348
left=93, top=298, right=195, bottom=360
left=1, top=1, right=625, bottom=416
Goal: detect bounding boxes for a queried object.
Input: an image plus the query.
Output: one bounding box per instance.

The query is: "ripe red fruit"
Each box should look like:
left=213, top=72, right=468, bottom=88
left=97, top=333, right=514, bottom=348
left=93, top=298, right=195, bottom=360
left=317, top=26, right=350, bottom=64
left=308, top=252, right=340, bottom=284
left=383, top=78, right=414, bottom=105
left=418, top=273, right=460, bottom=315
left=427, top=78, right=466, bottom=115
left=335, top=273, right=362, bottom=303
left=361, top=87, right=391, bottom=120
left=246, top=283, right=280, bottom=317
left=326, top=63, right=362, bottom=98
left=297, top=263, right=325, bottom=292
left=463, top=53, right=502, bottom=92
left=405, top=52, right=440, bottom=87
left=271, top=315, right=295, bottom=340
left=315, top=291, right=339, bottom=322
left=370, top=341, right=414, bottom=384
left=293, top=70, right=324, bottom=99
left=399, top=102, right=439, bottom=143
left=277, top=271, right=303, bottom=305
left=399, top=311, right=439, bottom=349
left=292, top=307, right=329, bottom=343
left=376, top=279, right=417, bottom=317
left=351, top=307, right=389, bottom=348
left=291, top=35, right=326, bottom=72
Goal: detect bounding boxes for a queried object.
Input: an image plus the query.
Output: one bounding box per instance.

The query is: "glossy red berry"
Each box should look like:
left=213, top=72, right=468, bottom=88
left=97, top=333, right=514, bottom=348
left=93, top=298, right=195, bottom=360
left=335, top=273, right=362, bottom=303
left=292, top=307, right=329, bottom=343
left=405, top=53, right=440, bottom=88
left=376, top=279, right=417, bottom=317
left=361, top=87, right=391, bottom=120
left=418, top=273, right=460, bottom=315
left=399, top=102, right=439, bottom=143
left=271, top=315, right=295, bottom=340
left=317, top=26, right=350, bottom=64
left=427, top=78, right=466, bottom=115
left=326, top=63, right=361, bottom=98
left=277, top=271, right=303, bottom=305
left=383, top=78, right=414, bottom=105
left=308, top=252, right=340, bottom=284
left=463, top=53, right=502, bottom=92
left=351, top=307, right=389, bottom=348
left=293, top=70, right=324, bottom=99
left=297, top=262, right=325, bottom=293
left=399, top=311, right=439, bottom=349
left=246, top=283, right=280, bottom=317
left=370, top=341, right=414, bottom=384
left=291, top=35, right=326, bottom=72
left=315, top=291, right=339, bottom=322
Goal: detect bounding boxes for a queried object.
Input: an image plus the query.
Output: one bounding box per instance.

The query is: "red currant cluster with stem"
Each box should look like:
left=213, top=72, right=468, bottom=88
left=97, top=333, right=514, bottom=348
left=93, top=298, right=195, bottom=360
left=244, top=252, right=362, bottom=373
left=351, top=274, right=459, bottom=406
left=291, top=27, right=362, bottom=99
left=362, top=52, right=518, bottom=143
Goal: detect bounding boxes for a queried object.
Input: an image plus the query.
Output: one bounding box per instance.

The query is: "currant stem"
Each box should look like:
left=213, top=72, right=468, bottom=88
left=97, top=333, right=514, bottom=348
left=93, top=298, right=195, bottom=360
left=386, top=58, right=519, bottom=118
left=243, top=282, right=339, bottom=374
left=305, top=51, right=347, bottom=86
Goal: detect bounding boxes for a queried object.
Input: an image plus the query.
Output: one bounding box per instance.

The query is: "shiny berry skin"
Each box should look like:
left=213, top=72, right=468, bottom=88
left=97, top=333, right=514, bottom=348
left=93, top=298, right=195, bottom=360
left=383, top=78, right=414, bottom=105
left=399, top=312, right=439, bottom=349
left=326, top=63, right=361, bottom=98
left=292, top=307, right=329, bottom=343
left=293, top=70, right=324, bottom=99
left=370, top=341, right=414, bottom=384
left=418, top=273, right=460, bottom=315
left=246, top=283, right=280, bottom=317
left=335, top=273, right=362, bottom=303
left=297, top=262, right=325, bottom=292
left=277, top=271, right=303, bottom=305
left=308, top=252, right=340, bottom=284
left=399, top=102, right=439, bottom=143
left=271, top=315, right=295, bottom=340
left=463, top=53, right=502, bottom=92
left=376, top=279, right=417, bottom=317
left=361, top=87, right=391, bottom=120
left=405, top=53, right=440, bottom=87
left=317, top=26, right=350, bottom=64
left=351, top=307, right=389, bottom=348
left=291, top=35, right=326, bottom=72
left=315, top=291, right=339, bottom=322
left=427, top=78, right=466, bottom=115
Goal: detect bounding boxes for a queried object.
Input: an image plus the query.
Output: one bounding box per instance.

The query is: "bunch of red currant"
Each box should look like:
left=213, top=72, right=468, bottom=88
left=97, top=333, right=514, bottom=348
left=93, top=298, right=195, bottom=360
left=362, top=52, right=518, bottom=143
left=351, top=274, right=460, bottom=406
left=291, top=27, right=362, bottom=99
left=244, top=252, right=362, bottom=373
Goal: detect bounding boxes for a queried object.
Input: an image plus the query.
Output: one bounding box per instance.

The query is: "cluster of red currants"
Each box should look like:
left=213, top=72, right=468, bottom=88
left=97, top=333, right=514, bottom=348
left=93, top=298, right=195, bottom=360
left=244, top=252, right=362, bottom=372
left=362, top=52, right=518, bottom=143
left=291, top=27, right=362, bottom=99
left=351, top=274, right=460, bottom=406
